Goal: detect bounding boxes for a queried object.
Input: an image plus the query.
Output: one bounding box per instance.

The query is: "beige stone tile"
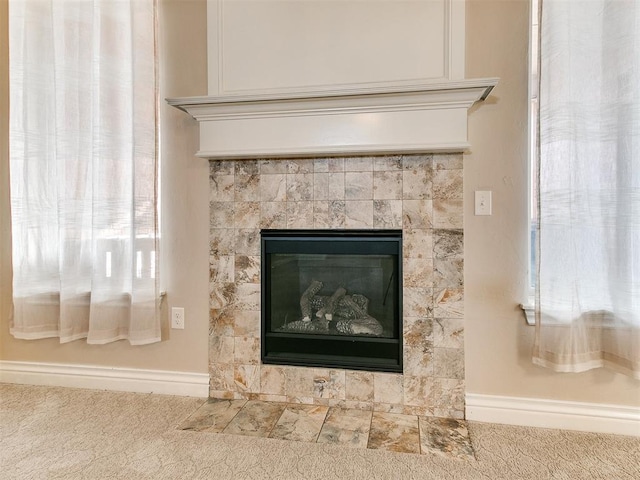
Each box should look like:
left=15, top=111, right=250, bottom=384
left=210, top=201, right=234, bottom=228
left=234, top=175, right=260, bottom=202
left=223, top=400, right=286, bottom=437
left=403, top=229, right=433, bottom=259
left=287, top=173, right=314, bottom=201
left=402, top=157, right=433, bottom=200
left=433, top=153, right=463, bottom=170
left=209, top=389, right=243, bottom=400
left=313, top=158, right=329, bottom=173
left=328, top=157, right=345, bottom=172
left=404, top=375, right=431, bottom=407
left=313, top=201, right=330, bottom=228
left=233, top=310, right=260, bottom=338
left=234, top=364, right=261, bottom=393
left=373, top=200, right=403, bottom=229
left=209, top=282, right=236, bottom=310
left=402, top=154, right=432, bottom=171
left=179, top=399, right=247, bottom=433
left=209, top=174, right=235, bottom=202
left=317, top=407, right=372, bottom=448
left=313, top=173, right=330, bottom=200
left=403, top=287, right=434, bottom=317
left=433, top=169, right=463, bottom=200
left=345, top=371, right=374, bottom=402
left=403, top=345, right=434, bottom=378
left=210, top=228, right=235, bottom=256
left=432, top=384, right=466, bottom=418
left=209, top=363, right=234, bottom=391
left=404, top=316, right=433, bottom=349
left=434, top=289, right=464, bottom=320
left=367, top=411, right=420, bottom=454
left=233, top=337, right=260, bottom=365
left=345, top=171, right=373, bottom=200
left=433, top=229, right=464, bottom=259
left=433, top=198, right=463, bottom=229
left=373, top=372, right=403, bottom=404
left=432, top=347, right=464, bottom=380
left=312, top=369, right=345, bottom=400
left=286, top=201, right=314, bottom=228
left=328, top=172, right=345, bottom=199
left=432, top=317, right=464, bottom=349
left=210, top=308, right=235, bottom=337
left=260, top=159, right=288, bottom=174
left=403, top=257, right=434, bottom=288
left=209, top=336, right=234, bottom=364
left=433, top=257, right=464, bottom=288
left=373, top=155, right=403, bottom=171
left=269, top=404, right=329, bottom=442
left=373, top=171, right=403, bottom=200
left=260, top=202, right=287, bottom=229
left=284, top=367, right=314, bottom=398
left=260, top=174, right=287, bottom=202
left=233, top=202, right=261, bottom=229
left=402, top=200, right=433, bottom=229
left=235, top=160, right=259, bottom=175
left=419, top=416, right=474, bottom=459
left=328, top=200, right=346, bottom=228
left=210, top=255, right=234, bottom=283
left=287, top=159, right=314, bottom=174
left=234, top=255, right=260, bottom=285
left=345, top=156, right=373, bottom=172
left=257, top=393, right=288, bottom=403
left=234, top=229, right=260, bottom=255
left=260, top=365, right=286, bottom=395
left=345, top=200, right=373, bottom=228
left=210, top=160, right=234, bottom=175
left=235, top=283, right=260, bottom=311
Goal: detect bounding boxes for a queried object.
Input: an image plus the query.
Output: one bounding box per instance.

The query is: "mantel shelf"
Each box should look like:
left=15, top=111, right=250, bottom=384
left=167, top=78, right=499, bottom=160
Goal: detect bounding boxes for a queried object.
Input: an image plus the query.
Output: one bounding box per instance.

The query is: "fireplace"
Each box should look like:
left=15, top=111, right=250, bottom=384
left=261, top=230, right=402, bottom=372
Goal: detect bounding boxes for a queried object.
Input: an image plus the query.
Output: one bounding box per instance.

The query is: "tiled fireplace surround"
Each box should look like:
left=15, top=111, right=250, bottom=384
left=208, top=153, right=464, bottom=419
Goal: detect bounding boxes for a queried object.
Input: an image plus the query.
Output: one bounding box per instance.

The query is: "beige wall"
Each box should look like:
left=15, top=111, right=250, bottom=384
left=1, top=0, right=638, bottom=406
left=0, top=0, right=210, bottom=373
left=464, top=0, right=639, bottom=406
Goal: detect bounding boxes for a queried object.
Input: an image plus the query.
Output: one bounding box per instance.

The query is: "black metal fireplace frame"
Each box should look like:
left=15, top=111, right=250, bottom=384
left=261, top=229, right=403, bottom=373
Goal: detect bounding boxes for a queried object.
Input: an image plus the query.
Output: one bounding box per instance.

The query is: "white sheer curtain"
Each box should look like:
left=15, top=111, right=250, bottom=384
left=533, top=0, right=639, bottom=378
left=9, top=0, right=160, bottom=345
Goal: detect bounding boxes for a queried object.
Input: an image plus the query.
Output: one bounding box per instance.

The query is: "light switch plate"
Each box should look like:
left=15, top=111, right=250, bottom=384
left=475, top=191, right=492, bottom=215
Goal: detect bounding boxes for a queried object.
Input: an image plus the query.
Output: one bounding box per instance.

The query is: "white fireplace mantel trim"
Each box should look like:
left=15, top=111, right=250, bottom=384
left=167, top=78, right=498, bottom=160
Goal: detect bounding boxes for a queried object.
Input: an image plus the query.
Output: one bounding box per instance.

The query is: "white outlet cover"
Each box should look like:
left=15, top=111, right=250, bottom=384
left=171, top=307, right=185, bottom=329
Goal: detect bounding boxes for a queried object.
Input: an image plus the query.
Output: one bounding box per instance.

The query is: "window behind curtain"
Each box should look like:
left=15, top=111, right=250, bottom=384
left=9, top=0, right=160, bottom=345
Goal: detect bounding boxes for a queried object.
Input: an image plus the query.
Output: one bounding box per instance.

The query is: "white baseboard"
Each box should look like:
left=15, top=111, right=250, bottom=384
left=0, top=361, right=209, bottom=398
left=466, top=393, right=640, bottom=437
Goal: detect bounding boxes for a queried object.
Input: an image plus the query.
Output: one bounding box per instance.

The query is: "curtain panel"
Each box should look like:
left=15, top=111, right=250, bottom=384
left=533, top=0, right=639, bottom=378
left=9, top=0, right=160, bottom=345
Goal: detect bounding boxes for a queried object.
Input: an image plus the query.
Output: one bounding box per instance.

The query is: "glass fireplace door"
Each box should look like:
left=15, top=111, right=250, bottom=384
left=261, top=230, right=402, bottom=372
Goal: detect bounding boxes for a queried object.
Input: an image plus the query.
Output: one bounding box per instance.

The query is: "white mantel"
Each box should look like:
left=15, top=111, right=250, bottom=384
left=167, top=79, right=497, bottom=159
left=168, top=0, right=497, bottom=160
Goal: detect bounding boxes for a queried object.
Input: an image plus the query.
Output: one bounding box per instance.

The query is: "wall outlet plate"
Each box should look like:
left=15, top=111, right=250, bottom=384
left=171, top=307, right=185, bottom=329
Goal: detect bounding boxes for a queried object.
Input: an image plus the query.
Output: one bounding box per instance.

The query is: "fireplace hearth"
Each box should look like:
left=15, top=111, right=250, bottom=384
left=261, top=230, right=402, bottom=372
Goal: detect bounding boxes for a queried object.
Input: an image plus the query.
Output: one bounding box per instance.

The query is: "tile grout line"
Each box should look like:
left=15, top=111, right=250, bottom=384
left=312, top=404, right=331, bottom=444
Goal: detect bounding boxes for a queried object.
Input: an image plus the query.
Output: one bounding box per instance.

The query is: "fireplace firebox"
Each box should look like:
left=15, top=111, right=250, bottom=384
left=261, top=230, right=402, bottom=372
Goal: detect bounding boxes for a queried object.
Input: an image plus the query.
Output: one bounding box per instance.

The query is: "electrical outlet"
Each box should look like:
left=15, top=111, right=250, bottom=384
left=171, top=307, right=185, bottom=329
left=475, top=190, right=492, bottom=216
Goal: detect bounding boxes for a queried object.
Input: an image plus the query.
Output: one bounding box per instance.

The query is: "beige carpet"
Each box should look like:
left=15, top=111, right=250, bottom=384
left=1, top=383, right=638, bottom=480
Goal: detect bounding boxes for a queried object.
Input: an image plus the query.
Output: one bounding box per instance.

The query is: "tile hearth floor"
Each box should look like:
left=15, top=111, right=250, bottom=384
left=178, top=399, right=475, bottom=460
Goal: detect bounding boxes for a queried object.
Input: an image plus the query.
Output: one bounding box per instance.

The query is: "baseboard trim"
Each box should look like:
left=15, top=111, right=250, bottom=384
left=466, top=393, right=640, bottom=437
left=0, top=361, right=209, bottom=398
